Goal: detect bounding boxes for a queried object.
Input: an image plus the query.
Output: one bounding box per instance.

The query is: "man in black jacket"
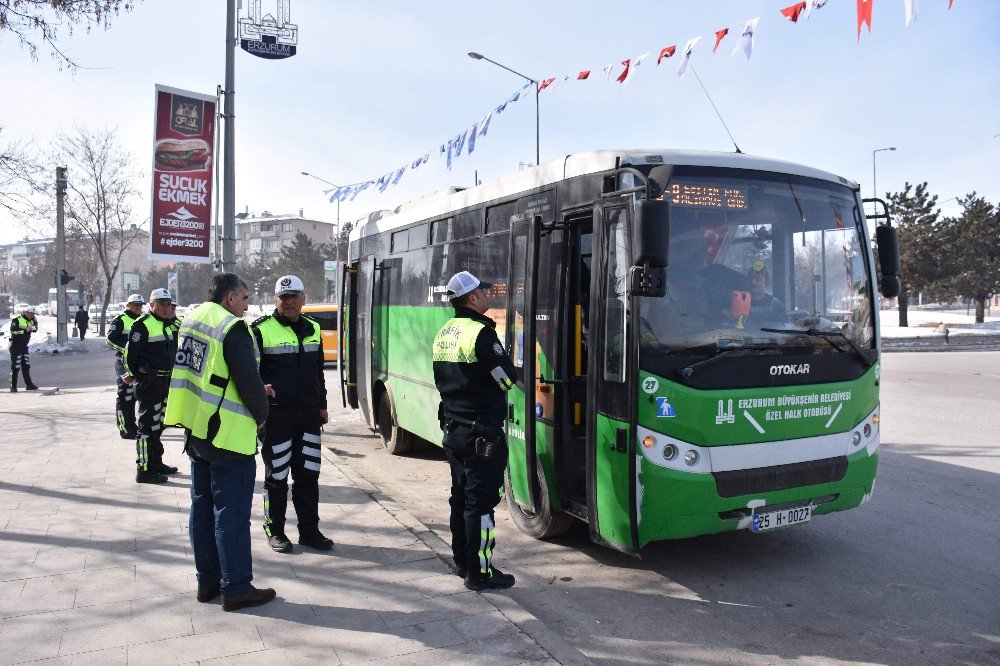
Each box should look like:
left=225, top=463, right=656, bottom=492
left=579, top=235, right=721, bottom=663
left=251, top=274, right=331, bottom=553
left=432, top=271, right=518, bottom=591
left=107, top=294, right=145, bottom=439
left=123, top=288, right=179, bottom=483
left=74, top=306, right=89, bottom=340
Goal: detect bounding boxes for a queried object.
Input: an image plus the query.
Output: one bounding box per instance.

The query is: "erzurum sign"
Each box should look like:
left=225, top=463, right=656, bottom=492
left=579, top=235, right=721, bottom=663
left=149, top=85, right=216, bottom=263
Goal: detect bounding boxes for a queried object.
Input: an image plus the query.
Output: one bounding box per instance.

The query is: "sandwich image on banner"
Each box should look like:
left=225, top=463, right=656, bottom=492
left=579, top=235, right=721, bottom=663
left=676, top=36, right=701, bottom=78
left=154, top=139, right=210, bottom=172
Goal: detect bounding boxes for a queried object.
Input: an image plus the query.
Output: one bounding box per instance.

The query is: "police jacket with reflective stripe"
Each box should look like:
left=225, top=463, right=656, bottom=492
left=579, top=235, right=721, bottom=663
left=106, top=310, right=140, bottom=353
left=432, top=307, right=517, bottom=426
left=251, top=311, right=327, bottom=410
left=124, top=313, right=176, bottom=377
left=9, top=315, right=37, bottom=351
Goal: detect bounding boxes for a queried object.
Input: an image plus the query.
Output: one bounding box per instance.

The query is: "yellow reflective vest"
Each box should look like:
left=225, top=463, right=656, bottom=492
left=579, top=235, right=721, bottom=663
left=165, top=302, right=260, bottom=454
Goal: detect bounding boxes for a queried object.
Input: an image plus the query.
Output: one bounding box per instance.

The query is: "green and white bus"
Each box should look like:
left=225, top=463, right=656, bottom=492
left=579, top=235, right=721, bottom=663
left=339, top=149, right=900, bottom=553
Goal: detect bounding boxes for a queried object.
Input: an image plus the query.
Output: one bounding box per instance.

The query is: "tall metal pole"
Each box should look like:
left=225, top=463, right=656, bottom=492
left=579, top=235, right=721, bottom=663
left=872, top=146, right=896, bottom=198
left=55, top=166, right=68, bottom=344
left=534, top=81, right=540, bottom=166
left=222, top=0, right=236, bottom=272
left=468, top=53, right=539, bottom=166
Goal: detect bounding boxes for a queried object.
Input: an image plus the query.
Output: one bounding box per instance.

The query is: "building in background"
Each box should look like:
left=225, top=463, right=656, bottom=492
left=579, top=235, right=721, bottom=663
left=235, top=210, right=335, bottom=262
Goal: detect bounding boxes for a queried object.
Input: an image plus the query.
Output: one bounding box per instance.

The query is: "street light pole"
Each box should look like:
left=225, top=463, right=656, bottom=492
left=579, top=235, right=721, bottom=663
left=222, top=0, right=237, bottom=273
left=872, top=146, right=896, bottom=199
left=301, top=171, right=342, bottom=296
left=468, top=52, right=539, bottom=166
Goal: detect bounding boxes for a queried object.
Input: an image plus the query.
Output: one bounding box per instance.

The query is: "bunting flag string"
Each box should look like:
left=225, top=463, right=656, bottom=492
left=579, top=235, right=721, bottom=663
left=314, top=0, right=960, bottom=205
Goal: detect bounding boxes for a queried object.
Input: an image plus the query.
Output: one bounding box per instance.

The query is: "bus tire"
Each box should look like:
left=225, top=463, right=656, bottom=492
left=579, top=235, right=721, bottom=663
left=504, top=462, right=575, bottom=539
left=376, top=387, right=412, bottom=455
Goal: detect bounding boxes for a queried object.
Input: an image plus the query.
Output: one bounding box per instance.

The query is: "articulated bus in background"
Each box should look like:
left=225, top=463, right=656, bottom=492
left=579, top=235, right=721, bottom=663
left=339, top=149, right=900, bottom=553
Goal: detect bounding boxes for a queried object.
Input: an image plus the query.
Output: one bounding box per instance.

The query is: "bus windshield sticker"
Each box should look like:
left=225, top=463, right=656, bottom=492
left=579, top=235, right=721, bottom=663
left=642, top=377, right=659, bottom=394
left=656, top=397, right=676, bottom=418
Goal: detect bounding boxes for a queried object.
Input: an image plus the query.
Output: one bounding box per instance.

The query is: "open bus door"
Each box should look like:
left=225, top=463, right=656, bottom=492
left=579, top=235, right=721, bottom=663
left=585, top=199, right=639, bottom=554
left=339, top=261, right=357, bottom=409
left=342, top=256, right=377, bottom=425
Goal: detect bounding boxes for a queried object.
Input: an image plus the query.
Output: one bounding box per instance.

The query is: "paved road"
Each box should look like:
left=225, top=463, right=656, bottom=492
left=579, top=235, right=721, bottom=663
left=21, top=348, right=1000, bottom=664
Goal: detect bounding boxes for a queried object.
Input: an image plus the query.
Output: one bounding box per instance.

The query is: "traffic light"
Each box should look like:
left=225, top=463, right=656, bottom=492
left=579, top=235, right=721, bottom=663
left=59, top=269, right=75, bottom=285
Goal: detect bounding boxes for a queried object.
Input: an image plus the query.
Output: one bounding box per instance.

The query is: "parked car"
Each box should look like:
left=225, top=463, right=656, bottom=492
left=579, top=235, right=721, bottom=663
left=88, top=303, right=125, bottom=329
left=35, top=304, right=52, bottom=316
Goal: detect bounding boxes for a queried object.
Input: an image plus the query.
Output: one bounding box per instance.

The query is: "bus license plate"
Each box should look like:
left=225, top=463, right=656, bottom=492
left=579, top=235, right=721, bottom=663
left=752, top=506, right=812, bottom=532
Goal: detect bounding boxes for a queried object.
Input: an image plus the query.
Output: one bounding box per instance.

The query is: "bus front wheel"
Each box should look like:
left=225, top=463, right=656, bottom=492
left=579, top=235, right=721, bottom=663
left=504, top=464, right=574, bottom=539
left=376, top=388, right=413, bottom=455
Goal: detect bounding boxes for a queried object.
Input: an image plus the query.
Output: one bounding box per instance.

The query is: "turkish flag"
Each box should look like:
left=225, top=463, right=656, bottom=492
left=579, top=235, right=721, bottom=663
left=577, top=69, right=591, bottom=80
left=616, top=59, right=631, bottom=84
left=857, top=0, right=874, bottom=41
left=657, top=46, right=676, bottom=65
left=539, top=77, right=556, bottom=92
left=780, top=1, right=807, bottom=22
left=713, top=28, right=729, bottom=53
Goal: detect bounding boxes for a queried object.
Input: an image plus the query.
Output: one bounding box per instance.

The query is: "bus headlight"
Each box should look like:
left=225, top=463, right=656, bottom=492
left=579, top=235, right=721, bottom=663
left=662, top=444, right=678, bottom=461
left=852, top=431, right=862, bottom=446
left=863, top=423, right=871, bottom=438
left=684, top=450, right=699, bottom=466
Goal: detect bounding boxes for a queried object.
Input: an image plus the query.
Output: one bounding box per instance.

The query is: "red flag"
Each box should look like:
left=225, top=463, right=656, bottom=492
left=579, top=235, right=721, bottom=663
left=780, top=1, right=807, bottom=22
left=949, top=0, right=954, bottom=7
left=834, top=211, right=845, bottom=229
left=857, top=0, right=874, bottom=41
left=616, top=59, right=630, bottom=84
left=657, top=46, right=676, bottom=65
left=713, top=28, right=729, bottom=53
left=538, top=77, right=556, bottom=92
left=577, top=69, right=591, bottom=80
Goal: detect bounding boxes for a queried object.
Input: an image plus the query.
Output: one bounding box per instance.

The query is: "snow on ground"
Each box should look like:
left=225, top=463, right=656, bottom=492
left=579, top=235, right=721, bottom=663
left=880, top=308, right=1000, bottom=338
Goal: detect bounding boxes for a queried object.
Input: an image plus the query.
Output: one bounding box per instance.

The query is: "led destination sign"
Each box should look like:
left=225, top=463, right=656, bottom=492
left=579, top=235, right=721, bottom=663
left=669, top=183, right=749, bottom=210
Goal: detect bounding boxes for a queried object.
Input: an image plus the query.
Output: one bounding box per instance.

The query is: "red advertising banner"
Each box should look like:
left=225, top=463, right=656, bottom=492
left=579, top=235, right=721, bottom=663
left=149, top=84, right=217, bottom=263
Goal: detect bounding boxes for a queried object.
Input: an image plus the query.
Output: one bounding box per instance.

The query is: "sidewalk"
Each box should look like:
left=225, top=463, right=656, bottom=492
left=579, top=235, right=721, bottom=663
left=0, top=386, right=589, bottom=665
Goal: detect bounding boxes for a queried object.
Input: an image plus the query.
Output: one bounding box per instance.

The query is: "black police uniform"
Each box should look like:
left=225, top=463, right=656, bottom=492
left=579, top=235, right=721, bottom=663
left=251, top=311, right=329, bottom=549
left=432, top=305, right=517, bottom=587
left=8, top=314, right=38, bottom=391
left=107, top=309, right=142, bottom=438
left=124, top=312, right=178, bottom=478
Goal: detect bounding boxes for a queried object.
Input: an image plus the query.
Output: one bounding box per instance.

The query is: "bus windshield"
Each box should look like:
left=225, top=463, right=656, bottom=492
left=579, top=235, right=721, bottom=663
left=639, top=170, right=874, bottom=359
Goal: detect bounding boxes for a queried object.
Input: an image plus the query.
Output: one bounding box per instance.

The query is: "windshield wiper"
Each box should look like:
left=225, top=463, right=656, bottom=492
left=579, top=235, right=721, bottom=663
left=678, top=343, right=779, bottom=379
left=760, top=327, right=872, bottom=368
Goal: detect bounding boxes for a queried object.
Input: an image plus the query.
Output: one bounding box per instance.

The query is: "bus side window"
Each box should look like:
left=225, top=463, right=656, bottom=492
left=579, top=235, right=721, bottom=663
left=603, top=214, right=628, bottom=383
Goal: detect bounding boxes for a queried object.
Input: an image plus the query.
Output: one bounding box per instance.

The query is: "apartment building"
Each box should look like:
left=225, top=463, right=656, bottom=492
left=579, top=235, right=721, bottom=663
left=235, top=211, right=335, bottom=262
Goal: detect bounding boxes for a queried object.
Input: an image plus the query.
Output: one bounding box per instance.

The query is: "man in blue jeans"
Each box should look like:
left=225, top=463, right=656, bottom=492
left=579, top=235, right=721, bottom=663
left=165, top=273, right=276, bottom=611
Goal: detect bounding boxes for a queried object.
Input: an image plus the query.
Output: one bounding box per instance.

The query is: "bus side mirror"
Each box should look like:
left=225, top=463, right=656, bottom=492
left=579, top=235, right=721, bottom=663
left=880, top=275, right=901, bottom=298
left=634, top=199, right=669, bottom=268
left=875, top=225, right=900, bottom=277
left=630, top=199, right=669, bottom=297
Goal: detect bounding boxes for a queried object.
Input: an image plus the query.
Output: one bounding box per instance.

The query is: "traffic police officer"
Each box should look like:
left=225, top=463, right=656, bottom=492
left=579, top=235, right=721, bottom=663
left=432, top=271, right=518, bottom=591
left=8, top=305, right=39, bottom=392
left=107, top=293, right=145, bottom=438
left=251, top=275, right=332, bottom=553
left=124, top=288, right=179, bottom=483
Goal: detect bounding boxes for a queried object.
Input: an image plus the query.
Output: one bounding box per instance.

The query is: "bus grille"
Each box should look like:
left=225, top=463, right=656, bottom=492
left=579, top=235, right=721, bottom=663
left=712, top=457, right=848, bottom=498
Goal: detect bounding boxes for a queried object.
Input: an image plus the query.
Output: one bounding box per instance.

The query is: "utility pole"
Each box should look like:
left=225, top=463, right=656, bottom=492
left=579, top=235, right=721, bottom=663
left=222, top=0, right=236, bottom=272
left=55, top=166, right=68, bottom=344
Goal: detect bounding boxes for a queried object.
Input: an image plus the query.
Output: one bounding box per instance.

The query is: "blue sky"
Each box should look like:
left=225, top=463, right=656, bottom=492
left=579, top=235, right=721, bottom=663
left=1, top=0, right=997, bottom=245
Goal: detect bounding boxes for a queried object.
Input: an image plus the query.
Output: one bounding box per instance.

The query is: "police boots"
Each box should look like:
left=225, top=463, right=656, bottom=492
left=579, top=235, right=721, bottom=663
left=464, top=566, right=515, bottom=591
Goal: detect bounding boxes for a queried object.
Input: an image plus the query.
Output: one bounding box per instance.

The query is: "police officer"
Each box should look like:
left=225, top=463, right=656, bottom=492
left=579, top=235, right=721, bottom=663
left=8, top=305, right=39, bottom=392
left=251, top=275, right=332, bottom=553
left=432, top=271, right=518, bottom=591
left=107, top=294, right=145, bottom=439
left=165, top=272, right=276, bottom=611
left=124, top=288, right=179, bottom=483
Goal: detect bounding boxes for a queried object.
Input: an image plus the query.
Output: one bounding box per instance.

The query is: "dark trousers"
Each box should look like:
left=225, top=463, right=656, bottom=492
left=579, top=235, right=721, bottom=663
left=442, top=425, right=508, bottom=577
left=188, top=452, right=256, bottom=596
left=8, top=349, right=34, bottom=390
left=77, top=325, right=86, bottom=340
left=135, top=374, right=170, bottom=471
left=261, top=408, right=323, bottom=538
left=114, top=356, right=137, bottom=439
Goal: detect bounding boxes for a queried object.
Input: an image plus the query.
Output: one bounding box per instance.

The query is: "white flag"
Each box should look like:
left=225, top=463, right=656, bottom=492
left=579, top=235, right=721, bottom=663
left=675, top=37, right=701, bottom=79
left=904, top=0, right=919, bottom=27
left=731, top=18, right=759, bottom=60
left=805, top=0, right=828, bottom=19
left=602, top=63, right=615, bottom=81
left=622, top=52, right=651, bottom=87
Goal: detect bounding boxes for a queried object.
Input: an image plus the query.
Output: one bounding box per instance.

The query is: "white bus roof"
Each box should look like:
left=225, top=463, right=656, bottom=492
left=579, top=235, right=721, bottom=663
left=350, top=149, right=858, bottom=242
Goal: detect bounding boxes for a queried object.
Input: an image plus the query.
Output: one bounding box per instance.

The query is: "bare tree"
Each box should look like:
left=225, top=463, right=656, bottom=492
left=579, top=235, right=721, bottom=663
left=0, top=0, right=139, bottom=69
left=0, top=125, right=44, bottom=221
left=50, top=124, right=143, bottom=335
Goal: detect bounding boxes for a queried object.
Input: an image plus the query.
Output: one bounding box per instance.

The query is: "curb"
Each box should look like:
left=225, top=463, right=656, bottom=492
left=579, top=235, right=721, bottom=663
left=325, top=448, right=594, bottom=666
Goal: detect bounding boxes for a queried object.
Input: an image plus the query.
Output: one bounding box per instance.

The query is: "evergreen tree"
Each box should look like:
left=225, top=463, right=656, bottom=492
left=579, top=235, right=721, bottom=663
left=886, top=182, right=942, bottom=327
left=271, top=232, right=328, bottom=300
left=938, top=194, right=1000, bottom=324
